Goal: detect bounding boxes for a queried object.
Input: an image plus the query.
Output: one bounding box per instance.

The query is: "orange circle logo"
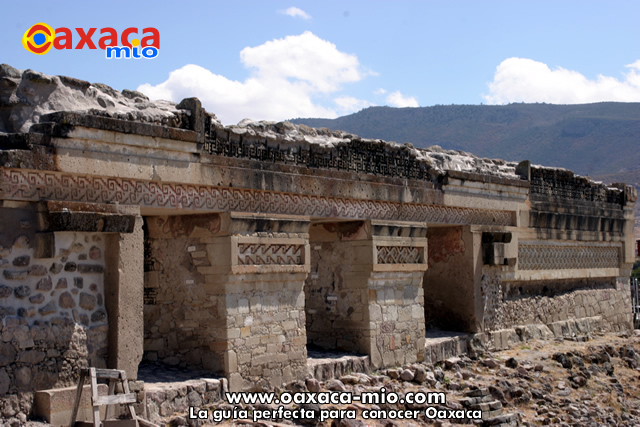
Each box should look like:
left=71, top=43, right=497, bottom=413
left=22, top=23, right=55, bottom=55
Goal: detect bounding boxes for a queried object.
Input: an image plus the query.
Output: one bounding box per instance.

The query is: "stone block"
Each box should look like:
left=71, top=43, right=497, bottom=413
left=34, top=384, right=108, bottom=424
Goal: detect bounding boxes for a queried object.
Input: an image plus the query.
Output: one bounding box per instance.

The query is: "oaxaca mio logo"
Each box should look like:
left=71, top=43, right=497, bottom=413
left=22, top=23, right=160, bottom=59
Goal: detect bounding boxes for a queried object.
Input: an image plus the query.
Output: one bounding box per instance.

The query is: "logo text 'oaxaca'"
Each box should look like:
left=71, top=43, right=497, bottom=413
left=22, top=23, right=159, bottom=59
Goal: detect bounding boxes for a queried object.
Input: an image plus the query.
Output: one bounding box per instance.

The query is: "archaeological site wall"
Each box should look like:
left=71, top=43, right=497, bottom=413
left=0, top=66, right=637, bottom=413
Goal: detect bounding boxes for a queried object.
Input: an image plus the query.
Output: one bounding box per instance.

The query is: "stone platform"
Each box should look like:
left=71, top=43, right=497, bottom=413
left=307, top=350, right=371, bottom=381
left=423, top=329, right=470, bottom=364
left=137, top=362, right=225, bottom=423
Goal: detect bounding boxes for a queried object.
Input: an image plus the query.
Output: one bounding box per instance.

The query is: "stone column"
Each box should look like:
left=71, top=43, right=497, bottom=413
left=198, top=213, right=310, bottom=391
left=104, top=208, right=144, bottom=379
left=306, top=220, right=428, bottom=369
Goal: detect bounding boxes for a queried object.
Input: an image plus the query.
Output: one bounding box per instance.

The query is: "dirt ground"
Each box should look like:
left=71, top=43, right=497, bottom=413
left=15, top=331, right=640, bottom=427
left=195, top=331, right=640, bottom=427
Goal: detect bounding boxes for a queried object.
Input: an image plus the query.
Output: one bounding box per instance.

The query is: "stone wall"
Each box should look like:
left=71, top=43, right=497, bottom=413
left=305, top=229, right=368, bottom=352
left=0, top=226, right=108, bottom=411
left=144, top=213, right=311, bottom=391
left=368, top=270, right=426, bottom=366
left=143, top=214, right=222, bottom=371
left=306, top=221, right=427, bottom=368
left=490, top=274, right=631, bottom=332
left=423, top=226, right=480, bottom=332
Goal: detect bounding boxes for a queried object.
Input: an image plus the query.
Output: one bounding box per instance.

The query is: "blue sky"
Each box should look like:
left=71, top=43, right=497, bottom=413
left=3, top=1, right=640, bottom=124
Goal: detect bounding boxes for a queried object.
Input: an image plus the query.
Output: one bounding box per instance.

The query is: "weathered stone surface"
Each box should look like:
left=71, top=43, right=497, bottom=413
left=28, top=293, right=45, bottom=304
left=59, top=292, right=75, bottom=309
left=38, top=301, right=56, bottom=315
left=3, top=270, right=27, bottom=280
left=49, top=263, right=63, bottom=274
left=55, top=278, right=68, bottom=289
left=12, top=255, right=30, bottom=266
left=36, top=276, right=52, bottom=291
left=0, top=343, right=17, bottom=366
left=14, top=285, right=31, bottom=299
left=0, top=285, right=12, bottom=299
left=0, top=306, right=16, bottom=317
left=90, top=310, right=106, bottom=323
left=64, top=262, right=76, bottom=272
left=77, top=264, right=104, bottom=274
left=28, top=264, right=48, bottom=276
left=89, top=246, right=101, bottom=260
left=0, top=370, right=9, bottom=395
left=400, top=369, right=415, bottom=381
left=18, top=350, right=45, bottom=364
left=17, top=307, right=35, bottom=318
left=15, top=366, right=32, bottom=390
left=79, top=293, right=96, bottom=311
left=74, top=277, right=83, bottom=289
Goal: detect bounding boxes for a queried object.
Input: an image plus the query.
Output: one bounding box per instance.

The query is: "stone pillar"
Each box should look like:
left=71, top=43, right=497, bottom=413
left=198, top=213, right=310, bottom=391
left=104, top=208, right=144, bottom=379
left=306, top=220, right=428, bottom=369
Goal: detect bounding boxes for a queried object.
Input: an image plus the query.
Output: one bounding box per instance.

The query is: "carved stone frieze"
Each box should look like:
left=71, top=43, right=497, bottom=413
left=0, top=169, right=513, bottom=225
left=237, top=243, right=304, bottom=266
left=376, top=245, right=423, bottom=264
left=518, top=243, right=620, bottom=271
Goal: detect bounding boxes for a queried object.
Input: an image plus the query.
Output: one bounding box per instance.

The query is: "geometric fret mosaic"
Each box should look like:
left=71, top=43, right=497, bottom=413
left=376, top=246, right=423, bottom=264
left=237, top=243, right=304, bottom=266
left=0, top=168, right=513, bottom=226
left=518, top=244, right=620, bottom=270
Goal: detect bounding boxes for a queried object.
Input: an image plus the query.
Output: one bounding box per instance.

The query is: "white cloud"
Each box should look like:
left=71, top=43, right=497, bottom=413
left=334, top=96, right=374, bottom=115
left=374, top=88, right=387, bottom=95
left=386, top=91, right=419, bottom=107
left=485, top=57, right=640, bottom=104
left=138, top=32, right=371, bottom=124
left=280, top=7, right=311, bottom=20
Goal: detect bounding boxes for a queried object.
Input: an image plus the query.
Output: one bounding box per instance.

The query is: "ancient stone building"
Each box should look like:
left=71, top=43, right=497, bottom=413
left=0, top=66, right=636, bottom=410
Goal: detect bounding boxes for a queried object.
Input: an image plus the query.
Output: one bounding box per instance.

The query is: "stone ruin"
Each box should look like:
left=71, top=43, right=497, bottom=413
left=0, top=64, right=637, bottom=419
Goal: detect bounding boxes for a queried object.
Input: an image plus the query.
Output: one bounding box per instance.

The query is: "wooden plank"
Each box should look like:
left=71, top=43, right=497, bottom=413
left=93, top=368, right=125, bottom=379
left=93, top=393, right=136, bottom=406
left=105, top=379, right=116, bottom=420
left=89, top=368, right=100, bottom=427
left=120, top=370, right=138, bottom=421
left=69, top=369, right=86, bottom=427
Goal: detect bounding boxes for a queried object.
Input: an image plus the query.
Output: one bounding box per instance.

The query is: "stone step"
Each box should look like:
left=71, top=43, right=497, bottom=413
left=307, top=350, right=370, bottom=381
left=34, top=384, right=108, bottom=425
left=423, top=330, right=470, bottom=364
left=481, top=412, right=520, bottom=426
left=145, top=378, right=224, bottom=423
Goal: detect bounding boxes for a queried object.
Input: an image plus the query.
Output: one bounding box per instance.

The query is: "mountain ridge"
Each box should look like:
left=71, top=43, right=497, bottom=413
left=290, top=102, right=640, bottom=178
left=290, top=102, right=640, bottom=237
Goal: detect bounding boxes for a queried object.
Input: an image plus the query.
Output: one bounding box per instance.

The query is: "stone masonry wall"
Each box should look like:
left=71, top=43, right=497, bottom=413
left=144, top=213, right=310, bottom=391
left=368, top=271, right=426, bottom=367
left=484, top=266, right=631, bottom=332
left=423, top=226, right=476, bottom=332
left=143, top=215, right=222, bottom=371
left=218, top=272, right=307, bottom=391
left=306, top=222, right=427, bottom=368
left=306, top=239, right=425, bottom=365
left=0, top=229, right=108, bottom=415
left=305, top=238, right=367, bottom=352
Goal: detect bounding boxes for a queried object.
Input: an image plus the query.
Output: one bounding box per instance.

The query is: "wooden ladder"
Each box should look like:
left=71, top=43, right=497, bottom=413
left=69, top=367, right=157, bottom=427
